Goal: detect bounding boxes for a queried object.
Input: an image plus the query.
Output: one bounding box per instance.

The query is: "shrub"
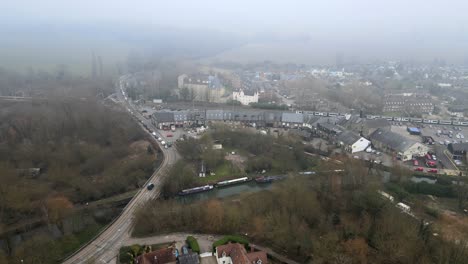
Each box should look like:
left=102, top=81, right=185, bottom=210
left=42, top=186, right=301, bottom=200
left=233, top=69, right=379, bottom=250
left=212, top=235, right=249, bottom=251
left=403, top=182, right=455, bottom=198
left=186, top=236, right=200, bottom=254
left=424, top=206, right=440, bottom=219
left=384, top=182, right=410, bottom=201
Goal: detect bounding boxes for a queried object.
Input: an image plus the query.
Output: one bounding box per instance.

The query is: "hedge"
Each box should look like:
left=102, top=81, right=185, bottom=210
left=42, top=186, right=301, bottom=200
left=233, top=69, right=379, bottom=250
left=403, top=182, right=455, bottom=198
left=186, top=236, right=200, bottom=254
left=212, top=235, right=249, bottom=251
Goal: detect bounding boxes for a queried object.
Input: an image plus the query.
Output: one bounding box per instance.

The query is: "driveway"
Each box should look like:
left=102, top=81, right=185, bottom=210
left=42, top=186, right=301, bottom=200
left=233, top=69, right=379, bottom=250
left=124, top=233, right=221, bottom=254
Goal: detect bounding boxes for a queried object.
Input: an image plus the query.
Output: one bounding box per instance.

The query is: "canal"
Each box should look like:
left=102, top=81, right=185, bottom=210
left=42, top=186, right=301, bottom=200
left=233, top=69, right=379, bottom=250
left=177, top=181, right=275, bottom=203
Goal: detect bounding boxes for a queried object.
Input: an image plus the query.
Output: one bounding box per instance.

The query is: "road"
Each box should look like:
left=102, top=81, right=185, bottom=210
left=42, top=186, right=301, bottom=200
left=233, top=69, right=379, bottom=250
left=63, top=77, right=179, bottom=264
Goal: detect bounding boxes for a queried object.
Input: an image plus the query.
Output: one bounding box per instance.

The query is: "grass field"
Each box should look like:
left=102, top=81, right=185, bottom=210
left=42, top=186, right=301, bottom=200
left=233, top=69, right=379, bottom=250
left=197, top=161, right=244, bottom=184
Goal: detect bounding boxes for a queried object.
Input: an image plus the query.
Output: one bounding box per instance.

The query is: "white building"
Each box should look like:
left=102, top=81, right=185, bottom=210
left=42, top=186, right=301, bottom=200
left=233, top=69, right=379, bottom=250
left=232, top=89, right=259, bottom=105
left=336, top=131, right=371, bottom=153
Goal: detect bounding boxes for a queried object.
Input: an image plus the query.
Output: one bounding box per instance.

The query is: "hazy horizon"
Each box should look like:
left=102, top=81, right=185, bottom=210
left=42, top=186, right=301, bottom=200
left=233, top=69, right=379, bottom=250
left=2, top=0, right=468, bottom=71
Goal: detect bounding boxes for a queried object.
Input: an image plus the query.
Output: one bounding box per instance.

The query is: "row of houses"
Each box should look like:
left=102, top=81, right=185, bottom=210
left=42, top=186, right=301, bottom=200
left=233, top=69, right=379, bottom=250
left=150, top=108, right=429, bottom=160
left=133, top=242, right=267, bottom=264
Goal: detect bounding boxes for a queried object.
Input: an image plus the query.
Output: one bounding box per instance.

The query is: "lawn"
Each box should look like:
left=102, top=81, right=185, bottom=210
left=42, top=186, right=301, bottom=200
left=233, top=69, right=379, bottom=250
left=197, top=161, right=244, bottom=184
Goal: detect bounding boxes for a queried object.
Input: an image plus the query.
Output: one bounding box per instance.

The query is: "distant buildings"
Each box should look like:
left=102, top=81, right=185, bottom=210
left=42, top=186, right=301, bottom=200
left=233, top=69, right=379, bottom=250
left=383, top=93, right=434, bottom=114
left=177, top=74, right=228, bottom=103
left=215, top=243, right=268, bottom=264
left=232, top=89, right=259, bottom=105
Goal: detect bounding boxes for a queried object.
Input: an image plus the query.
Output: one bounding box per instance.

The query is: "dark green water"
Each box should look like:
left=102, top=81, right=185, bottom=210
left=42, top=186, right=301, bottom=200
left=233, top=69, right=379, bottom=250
left=177, top=181, right=274, bottom=203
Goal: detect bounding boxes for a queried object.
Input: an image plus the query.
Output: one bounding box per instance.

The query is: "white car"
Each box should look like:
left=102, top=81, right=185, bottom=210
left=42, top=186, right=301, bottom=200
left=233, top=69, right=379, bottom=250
left=157, top=137, right=162, bottom=141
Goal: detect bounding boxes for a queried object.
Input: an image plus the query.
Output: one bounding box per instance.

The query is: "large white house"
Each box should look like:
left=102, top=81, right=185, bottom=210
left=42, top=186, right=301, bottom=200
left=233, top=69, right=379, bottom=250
left=232, top=89, right=259, bottom=105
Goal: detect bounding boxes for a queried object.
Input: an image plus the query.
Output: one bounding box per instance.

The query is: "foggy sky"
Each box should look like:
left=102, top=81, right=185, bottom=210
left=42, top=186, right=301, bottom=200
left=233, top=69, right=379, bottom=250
left=3, top=0, right=468, bottom=64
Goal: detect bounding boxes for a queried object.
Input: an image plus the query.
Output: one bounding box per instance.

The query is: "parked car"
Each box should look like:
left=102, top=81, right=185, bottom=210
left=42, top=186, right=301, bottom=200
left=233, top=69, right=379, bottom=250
left=167, top=134, right=173, bottom=137
left=415, top=167, right=424, bottom=172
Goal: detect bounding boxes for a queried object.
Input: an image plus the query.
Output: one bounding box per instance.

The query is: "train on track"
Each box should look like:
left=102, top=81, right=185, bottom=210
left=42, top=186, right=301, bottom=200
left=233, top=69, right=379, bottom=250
left=295, top=110, right=468, bottom=126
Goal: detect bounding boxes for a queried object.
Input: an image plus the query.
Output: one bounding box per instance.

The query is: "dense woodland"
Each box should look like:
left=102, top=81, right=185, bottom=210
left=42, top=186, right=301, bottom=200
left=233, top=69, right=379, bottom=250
left=135, top=170, right=468, bottom=264
left=0, top=99, right=157, bottom=263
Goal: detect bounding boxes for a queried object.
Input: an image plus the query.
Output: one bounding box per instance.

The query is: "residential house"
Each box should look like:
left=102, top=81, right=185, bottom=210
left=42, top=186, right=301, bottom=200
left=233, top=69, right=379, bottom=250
left=346, top=118, right=391, bottom=137
left=281, top=112, right=304, bottom=128
left=135, top=247, right=177, bottom=264
left=215, top=243, right=268, bottom=264
left=336, top=130, right=371, bottom=153
left=316, top=122, right=344, bottom=138
left=370, top=128, right=429, bottom=161
left=152, top=112, right=175, bottom=129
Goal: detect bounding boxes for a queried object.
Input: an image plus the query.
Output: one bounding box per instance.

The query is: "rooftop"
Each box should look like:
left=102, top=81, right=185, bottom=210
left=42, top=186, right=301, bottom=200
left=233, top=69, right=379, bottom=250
left=337, top=130, right=361, bottom=145
left=282, top=112, right=304, bottom=123
left=370, top=128, right=417, bottom=153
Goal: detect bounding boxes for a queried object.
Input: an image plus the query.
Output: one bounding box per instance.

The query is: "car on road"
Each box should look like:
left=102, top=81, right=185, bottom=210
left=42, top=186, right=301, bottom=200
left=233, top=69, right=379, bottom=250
left=158, top=137, right=162, bottom=141
left=414, top=167, right=424, bottom=172
left=167, top=134, right=173, bottom=137
left=427, top=169, right=438, bottom=173
left=147, top=183, right=155, bottom=190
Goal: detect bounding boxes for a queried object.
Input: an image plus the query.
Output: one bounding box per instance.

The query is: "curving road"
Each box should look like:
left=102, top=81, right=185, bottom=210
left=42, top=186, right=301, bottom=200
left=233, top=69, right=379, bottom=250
left=63, top=76, right=179, bottom=264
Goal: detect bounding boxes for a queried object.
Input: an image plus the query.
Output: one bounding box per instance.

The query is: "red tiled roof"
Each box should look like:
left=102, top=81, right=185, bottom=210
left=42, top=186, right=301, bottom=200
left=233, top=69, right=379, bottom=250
left=216, top=243, right=268, bottom=264
left=246, top=251, right=268, bottom=264
left=135, top=248, right=177, bottom=264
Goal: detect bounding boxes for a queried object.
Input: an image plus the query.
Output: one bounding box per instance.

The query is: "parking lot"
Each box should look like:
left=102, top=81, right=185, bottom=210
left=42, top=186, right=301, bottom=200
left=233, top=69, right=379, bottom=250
left=391, top=123, right=465, bottom=173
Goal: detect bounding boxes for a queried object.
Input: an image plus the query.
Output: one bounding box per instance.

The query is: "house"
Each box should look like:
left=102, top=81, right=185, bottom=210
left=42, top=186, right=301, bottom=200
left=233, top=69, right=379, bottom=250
left=215, top=243, right=268, bottom=264
left=281, top=112, right=304, bottom=127
left=135, top=247, right=177, bottom=264
left=152, top=112, right=175, bottom=129
left=370, top=128, right=429, bottom=161
left=232, top=89, right=259, bottom=105
left=448, top=143, right=468, bottom=160
left=316, top=122, right=344, bottom=137
left=336, top=130, right=370, bottom=153
left=346, top=118, right=391, bottom=137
